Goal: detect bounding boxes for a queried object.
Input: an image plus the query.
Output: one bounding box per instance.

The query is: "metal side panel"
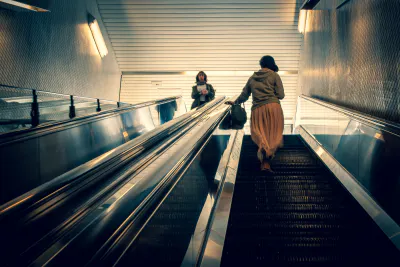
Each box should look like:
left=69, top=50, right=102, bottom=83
left=199, top=130, right=244, bottom=267
left=0, top=103, right=156, bottom=204
left=297, top=125, right=400, bottom=250
left=29, top=98, right=228, bottom=266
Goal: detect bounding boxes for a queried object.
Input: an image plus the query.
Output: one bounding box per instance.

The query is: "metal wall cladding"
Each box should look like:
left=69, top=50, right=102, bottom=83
left=97, top=0, right=303, bottom=122
left=300, top=0, right=400, bottom=123
left=0, top=0, right=121, bottom=100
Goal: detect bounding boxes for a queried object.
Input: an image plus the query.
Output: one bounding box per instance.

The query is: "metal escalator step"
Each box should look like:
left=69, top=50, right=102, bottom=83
left=223, top=235, right=342, bottom=248
left=235, top=179, right=333, bottom=188
left=234, top=187, right=335, bottom=197
left=223, top=240, right=345, bottom=257
left=250, top=195, right=336, bottom=204
left=238, top=169, right=325, bottom=176
left=221, top=135, right=400, bottom=266
left=229, top=212, right=342, bottom=221
left=234, top=174, right=330, bottom=181
left=229, top=203, right=343, bottom=212
left=263, top=181, right=333, bottom=190
left=227, top=217, right=346, bottom=228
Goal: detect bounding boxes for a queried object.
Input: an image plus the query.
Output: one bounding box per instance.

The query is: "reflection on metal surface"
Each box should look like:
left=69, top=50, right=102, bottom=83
left=295, top=95, right=400, bottom=226
left=300, top=0, right=400, bottom=124
left=199, top=130, right=244, bottom=267
left=298, top=95, right=400, bottom=137
left=180, top=130, right=237, bottom=267
left=374, top=132, right=384, bottom=141
left=298, top=126, right=400, bottom=250
left=24, top=98, right=229, bottom=266
left=298, top=10, right=308, bottom=33
left=180, top=137, right=230, bottom=266
left=0, top=97, right=185, bottom=205
left=0, top=194, right=33, bottom=214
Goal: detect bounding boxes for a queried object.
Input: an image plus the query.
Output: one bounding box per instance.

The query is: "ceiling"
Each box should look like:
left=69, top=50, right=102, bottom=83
left=97, top=0, right=304, bottom=122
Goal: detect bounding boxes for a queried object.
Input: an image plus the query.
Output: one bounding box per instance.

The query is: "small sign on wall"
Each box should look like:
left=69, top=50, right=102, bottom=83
left=151, top=81, right=162, bottom=87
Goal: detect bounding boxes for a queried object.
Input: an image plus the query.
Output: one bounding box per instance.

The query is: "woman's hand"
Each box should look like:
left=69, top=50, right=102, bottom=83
left=225, top=101, right=235, bottom=105
left=201, top=89, right=208, bottom=95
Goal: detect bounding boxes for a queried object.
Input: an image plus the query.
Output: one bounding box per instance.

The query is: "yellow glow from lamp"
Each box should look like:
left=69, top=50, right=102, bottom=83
left=88, top=14, right=108, bottom=58
left=298, top=9, right=308, bottom=34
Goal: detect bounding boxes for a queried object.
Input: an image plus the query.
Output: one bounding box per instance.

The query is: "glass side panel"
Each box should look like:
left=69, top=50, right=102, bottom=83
left=0, top=86, right=33, bottom=132
left=152, top=98, right=187, bottom=127
left=36, top=91, right=76, bottom=122
left=294, top=97, right=400, bottom=225
left=0, top=86, right=186, bottom=134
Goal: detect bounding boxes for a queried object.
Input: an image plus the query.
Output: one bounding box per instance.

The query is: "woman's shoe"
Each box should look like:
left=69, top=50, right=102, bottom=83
left=261, top=166, right=274, bottom=174
left=260, top=161, right=273, bottom=173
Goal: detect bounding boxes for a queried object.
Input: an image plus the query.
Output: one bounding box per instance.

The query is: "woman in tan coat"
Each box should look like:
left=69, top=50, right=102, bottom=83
left=227, top=55, right=285, bottom=172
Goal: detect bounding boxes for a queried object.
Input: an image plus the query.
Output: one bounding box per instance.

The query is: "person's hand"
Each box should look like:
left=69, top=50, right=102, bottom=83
left=201, top=89, right=208, bottom=95
left=225, top=101, right=234, bottom=105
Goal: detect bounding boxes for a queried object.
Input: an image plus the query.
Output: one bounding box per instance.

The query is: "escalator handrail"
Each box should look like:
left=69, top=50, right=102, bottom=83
left=0, top=97, right=224, bottom=220
left=299, top=94, right=400, bottom=136
left=53, top=97, right=232, bottom=266
left=0, top=96, right=183, bottom=144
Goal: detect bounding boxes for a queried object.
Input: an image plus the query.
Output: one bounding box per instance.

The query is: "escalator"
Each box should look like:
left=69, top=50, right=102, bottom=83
left=0, top=96, right=184, bottom=204
left=0, top=96, right=227, bottom=267
left=1, top=96, right=399, bottom=266
left=110, top=134, right=400, bottom=266
left=221, top=135, right=399, bottom=266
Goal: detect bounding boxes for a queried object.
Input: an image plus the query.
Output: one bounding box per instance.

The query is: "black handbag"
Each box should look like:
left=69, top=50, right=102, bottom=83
left=230, top=103, right=247, bottom=129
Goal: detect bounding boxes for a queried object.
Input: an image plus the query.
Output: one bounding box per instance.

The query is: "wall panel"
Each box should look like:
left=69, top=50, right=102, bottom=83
left=0, top=0, right=121, bottom=100
left=98, top=0, right=303, bottom=121
left=299, top=0, right=400, bottom=123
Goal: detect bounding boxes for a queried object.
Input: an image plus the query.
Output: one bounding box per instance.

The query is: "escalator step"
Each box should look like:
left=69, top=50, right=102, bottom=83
left=221, top=135, right=399, bottom=266
left=228, top=203, right=343, bottom=212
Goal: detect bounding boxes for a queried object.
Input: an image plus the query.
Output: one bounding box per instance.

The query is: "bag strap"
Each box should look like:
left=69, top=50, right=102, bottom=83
left=233, top=100, right=245, bottom=109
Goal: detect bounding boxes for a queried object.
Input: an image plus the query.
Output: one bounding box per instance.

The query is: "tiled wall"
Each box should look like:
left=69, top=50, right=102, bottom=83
left=0, top=0, right=121, bottom=100
left=300, top=0, right=400, bottom=123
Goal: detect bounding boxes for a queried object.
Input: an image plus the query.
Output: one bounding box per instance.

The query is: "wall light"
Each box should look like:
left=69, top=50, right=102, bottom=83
left=88, top=13, right=108, bottom=58
left=0, top=0, right=50, bottom=12
left=298, top=9, right=308, bottom=34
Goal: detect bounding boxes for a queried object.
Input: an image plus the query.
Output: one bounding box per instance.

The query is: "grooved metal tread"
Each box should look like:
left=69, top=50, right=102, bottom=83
left=221, top=135, right=400, bottom=266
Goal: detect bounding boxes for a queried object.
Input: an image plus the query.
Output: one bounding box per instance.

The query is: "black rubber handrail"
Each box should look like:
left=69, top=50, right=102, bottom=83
left=0, top=96, right=182, bottom=145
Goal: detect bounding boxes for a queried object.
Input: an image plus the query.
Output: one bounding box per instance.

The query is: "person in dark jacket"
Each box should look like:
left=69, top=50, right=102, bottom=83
left=191, top=71, right=216, bottom=109
left=227, top=55, right=285, bottom=172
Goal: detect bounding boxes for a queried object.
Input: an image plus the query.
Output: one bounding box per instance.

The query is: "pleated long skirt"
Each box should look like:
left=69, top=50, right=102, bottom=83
left=250, top=103, right=284, bottom=170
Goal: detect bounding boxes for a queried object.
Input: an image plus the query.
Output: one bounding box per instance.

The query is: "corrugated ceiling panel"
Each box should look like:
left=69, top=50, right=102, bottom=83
left=97, top=0, right=303, bottom=122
